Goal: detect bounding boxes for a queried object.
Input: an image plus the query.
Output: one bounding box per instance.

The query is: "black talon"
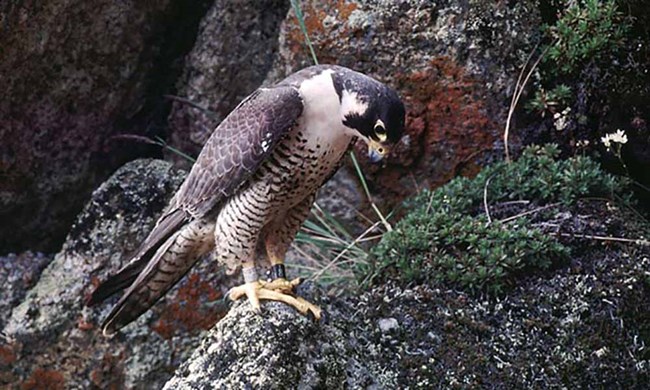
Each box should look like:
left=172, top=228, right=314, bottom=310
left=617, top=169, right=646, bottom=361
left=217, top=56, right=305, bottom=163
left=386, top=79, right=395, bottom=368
left=224, top=288, right=235, bottom=302
left=320, top=310, right=329, bottom=324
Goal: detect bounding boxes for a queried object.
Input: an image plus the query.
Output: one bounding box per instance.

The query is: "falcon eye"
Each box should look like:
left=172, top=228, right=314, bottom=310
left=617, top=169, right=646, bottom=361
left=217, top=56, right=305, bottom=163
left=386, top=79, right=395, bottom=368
left=374, top=119, right=387, bottom=142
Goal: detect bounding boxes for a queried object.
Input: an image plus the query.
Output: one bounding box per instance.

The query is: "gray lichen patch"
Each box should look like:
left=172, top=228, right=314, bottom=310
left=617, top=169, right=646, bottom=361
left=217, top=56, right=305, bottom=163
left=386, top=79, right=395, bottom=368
left=164, top=283, right=395, bottom=389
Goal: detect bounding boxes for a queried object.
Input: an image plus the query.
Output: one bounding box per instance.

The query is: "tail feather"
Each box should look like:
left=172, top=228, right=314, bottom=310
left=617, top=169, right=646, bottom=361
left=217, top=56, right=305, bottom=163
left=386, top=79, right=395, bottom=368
left=99, top=217, right=213, bottom=336
left=86, top=260, right=146, bottom=306
left=86, top=209, right=188, bottom=306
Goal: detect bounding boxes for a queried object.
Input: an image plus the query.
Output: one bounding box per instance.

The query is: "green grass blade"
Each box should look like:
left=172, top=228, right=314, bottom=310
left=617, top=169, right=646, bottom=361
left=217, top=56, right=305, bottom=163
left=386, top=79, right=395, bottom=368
left=290, top=0, right=319, bottom=65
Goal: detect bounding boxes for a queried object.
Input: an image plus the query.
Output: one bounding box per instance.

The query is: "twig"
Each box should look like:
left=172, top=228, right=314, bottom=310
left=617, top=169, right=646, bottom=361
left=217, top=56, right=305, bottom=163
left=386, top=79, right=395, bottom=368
left=425, top=190, right=436, bottom=215
left=631, top=179, right=650, bottom=194
left=497, top=200, right=531, bottom=206
left=357, top=234, right=384, bottom=243
left=111, top=134, right=160, bottom=145
left=354, top=207, right=378, bottom=228
left=111, top=134, right=197, bottom=162
left=499, top=202, right=562, bottom=224
left=483, top=176, right=493, bottom=224
left=154, top=136, right=197, bottom=162
left=504, top=43, right=549, bottom=162
left=459, top=147, right=491, bottom=167
left=310, top=220, right=383, bottom=281
left=504, top=44, right=537, bottom=162
left=350, top=152, right=393, bottom=232
left=557, top=233, right=650, bottom=246
left=163, top=94, right=220, bottom=118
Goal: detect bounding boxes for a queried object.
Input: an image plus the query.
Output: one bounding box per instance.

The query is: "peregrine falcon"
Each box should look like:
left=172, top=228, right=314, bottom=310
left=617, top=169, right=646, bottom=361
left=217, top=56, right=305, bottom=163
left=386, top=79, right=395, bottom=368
left=87, top=65, right=405, bottom=335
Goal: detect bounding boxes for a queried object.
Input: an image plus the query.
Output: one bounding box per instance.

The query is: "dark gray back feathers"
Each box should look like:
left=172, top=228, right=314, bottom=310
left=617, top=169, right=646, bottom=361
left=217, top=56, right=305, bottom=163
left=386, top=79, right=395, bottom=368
left=174, top=86, right=304, bottom=217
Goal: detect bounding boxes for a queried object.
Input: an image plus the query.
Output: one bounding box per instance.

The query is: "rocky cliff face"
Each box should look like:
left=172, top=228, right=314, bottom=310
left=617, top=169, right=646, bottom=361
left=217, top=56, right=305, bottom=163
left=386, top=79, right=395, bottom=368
left=0, top=0, right=546, bottom=253
left=5, top=0, right=646, bottom=254
left=0, top=0, right=212, bottom=253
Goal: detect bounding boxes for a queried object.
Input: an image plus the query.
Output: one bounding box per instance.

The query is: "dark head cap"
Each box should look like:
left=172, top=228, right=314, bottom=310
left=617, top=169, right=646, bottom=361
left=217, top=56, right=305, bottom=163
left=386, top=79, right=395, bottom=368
left=331, top=68, right=405, bottom=162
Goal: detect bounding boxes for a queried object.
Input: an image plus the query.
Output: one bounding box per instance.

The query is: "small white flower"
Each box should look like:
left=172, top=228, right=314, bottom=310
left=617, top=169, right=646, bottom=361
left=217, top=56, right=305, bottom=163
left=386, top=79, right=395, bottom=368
left=611, top=129, right=628, bottom=144
left=600, top=135, right=611, bottom=148
left=601, top=129, right=628, bottom=149
left=593, top=346, right=609, bottom=358
left=553, top=107, right=571, bottom=131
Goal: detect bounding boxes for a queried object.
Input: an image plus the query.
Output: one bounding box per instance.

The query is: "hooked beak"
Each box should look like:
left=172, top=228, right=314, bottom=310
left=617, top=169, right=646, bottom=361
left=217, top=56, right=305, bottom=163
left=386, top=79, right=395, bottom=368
left=367, top=139, right=388, bottom=163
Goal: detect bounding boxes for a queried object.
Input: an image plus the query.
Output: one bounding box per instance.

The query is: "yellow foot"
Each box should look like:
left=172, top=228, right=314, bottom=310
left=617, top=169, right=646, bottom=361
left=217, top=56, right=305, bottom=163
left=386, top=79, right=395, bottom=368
left=259, top=277, right=302, bottom=293
left=228, top=281, right=322, bottom=320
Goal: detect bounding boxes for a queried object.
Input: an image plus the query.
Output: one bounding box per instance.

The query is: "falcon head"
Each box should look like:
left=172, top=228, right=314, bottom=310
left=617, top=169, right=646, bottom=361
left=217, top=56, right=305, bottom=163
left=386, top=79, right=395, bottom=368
left=334, top=71, right=406, bottom=163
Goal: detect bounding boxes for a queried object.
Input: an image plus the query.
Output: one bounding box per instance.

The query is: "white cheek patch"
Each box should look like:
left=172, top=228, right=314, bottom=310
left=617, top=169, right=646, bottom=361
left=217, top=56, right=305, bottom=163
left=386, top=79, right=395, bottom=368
left=341, top=90, right=368, bottom=118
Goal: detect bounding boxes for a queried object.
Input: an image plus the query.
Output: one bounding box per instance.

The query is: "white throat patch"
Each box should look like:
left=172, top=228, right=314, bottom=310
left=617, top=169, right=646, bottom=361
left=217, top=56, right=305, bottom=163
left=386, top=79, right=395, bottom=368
left=298, top=69, right=337, bottom=108
left=297, top=69, right=355, bottom=146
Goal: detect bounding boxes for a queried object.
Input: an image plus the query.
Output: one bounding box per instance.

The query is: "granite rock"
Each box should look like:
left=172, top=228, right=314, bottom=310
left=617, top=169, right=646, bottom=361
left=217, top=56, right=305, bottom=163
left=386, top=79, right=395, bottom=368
left=0, top=0, right=211, bottom=253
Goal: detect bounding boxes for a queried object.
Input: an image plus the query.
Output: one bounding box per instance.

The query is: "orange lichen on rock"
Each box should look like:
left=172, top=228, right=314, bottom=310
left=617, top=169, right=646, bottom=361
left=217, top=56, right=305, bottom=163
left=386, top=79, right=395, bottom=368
left=151, top=272, right=224, bottom=339
left=286, top=0, right=358, bottom=62
left=89, top=351, right=125, bottom=390
left=77, top=316, right=94, bottom=331
left=357, top=56, right=498, bottom=204
left=0, top=345, right=16, bottom=366
left=20, top=369, right=65, bottom=390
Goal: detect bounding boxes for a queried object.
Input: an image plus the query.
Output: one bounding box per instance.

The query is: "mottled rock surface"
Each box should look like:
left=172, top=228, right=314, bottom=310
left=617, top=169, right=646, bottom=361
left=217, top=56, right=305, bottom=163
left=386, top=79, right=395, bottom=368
left=0, top=0, right=211, bottom=253
left=0, top=252, right=52, bottom=330
left=1, top=159, right=231, bottom=389
left=164, top=197, right=649, bottom=388
left=164, top=284, right=389, bottom=389
left=167, top=0, right=290, bottom=168
left=164, top=249, right=649, bottom=389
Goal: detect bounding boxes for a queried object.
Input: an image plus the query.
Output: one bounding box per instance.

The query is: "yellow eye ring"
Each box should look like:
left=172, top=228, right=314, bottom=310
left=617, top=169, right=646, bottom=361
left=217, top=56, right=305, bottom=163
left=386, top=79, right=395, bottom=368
left=374, top=119, right=387, bottom=142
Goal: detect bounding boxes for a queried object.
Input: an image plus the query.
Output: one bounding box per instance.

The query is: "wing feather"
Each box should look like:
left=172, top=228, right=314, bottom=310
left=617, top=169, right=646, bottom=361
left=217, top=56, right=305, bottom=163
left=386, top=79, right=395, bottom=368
left=175, top=86, right=303, bottom=217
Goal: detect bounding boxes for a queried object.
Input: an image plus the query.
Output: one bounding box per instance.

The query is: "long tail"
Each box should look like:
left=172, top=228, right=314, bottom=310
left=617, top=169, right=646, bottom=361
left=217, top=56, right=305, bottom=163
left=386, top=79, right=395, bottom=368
left=86, top=210, right=214, bottom=336
left=86, top=209, right=188, bottom=306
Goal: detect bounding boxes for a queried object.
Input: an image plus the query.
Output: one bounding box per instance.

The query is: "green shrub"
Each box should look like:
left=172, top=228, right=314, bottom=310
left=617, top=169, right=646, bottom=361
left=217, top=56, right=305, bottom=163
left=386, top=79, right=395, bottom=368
left=525, top=84, right=572, bottom=114
left=366, top=145, right=627, bottom=294
left=544, top=0, right=628, bottom=77
left=527, top=0, right=630, bottom=115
